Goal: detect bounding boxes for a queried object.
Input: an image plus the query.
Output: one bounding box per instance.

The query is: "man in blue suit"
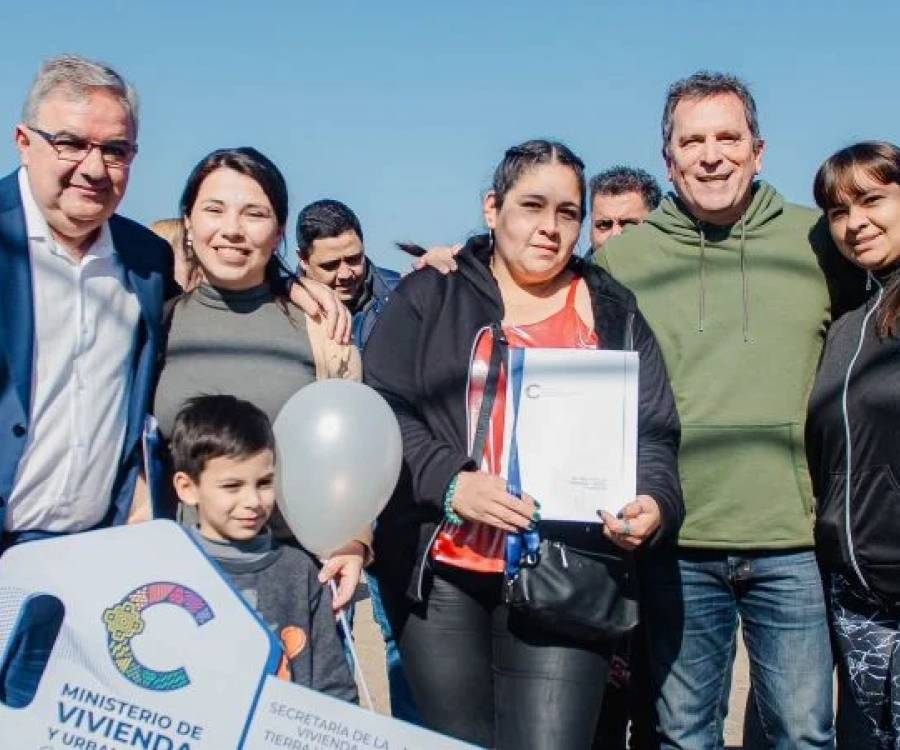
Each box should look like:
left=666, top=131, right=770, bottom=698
left=0, top=55, right=173, bottom=549
left=0, top=55, right=173, bottom=705
left=296, top=199, right=401, bottom=348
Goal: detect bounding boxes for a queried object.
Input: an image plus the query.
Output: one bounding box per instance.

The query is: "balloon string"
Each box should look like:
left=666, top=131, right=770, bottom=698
left=329, top=579, right=374, bottom=711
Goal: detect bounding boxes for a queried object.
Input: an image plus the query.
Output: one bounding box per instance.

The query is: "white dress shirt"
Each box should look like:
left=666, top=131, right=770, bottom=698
left=6, top=168, right=141, bottom=532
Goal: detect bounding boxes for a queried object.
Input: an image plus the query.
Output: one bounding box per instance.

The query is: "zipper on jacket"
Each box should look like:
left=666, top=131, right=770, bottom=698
left=415, top=523, right=443, bottom=601
left=841, top=271, right=884, bottom=593
left=464, top=325, right=492, bottom=446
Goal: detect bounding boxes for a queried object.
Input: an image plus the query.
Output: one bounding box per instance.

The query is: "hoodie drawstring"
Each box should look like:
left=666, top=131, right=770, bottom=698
left=740, top=218, right=751, bottom=343
left=698, top=227, right=706, bottom=333
left=697, top=218, right=752, bottom=343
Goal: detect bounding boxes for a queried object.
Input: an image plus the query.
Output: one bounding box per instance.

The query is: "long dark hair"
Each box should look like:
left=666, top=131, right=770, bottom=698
left=491, top=139, right=586, bottom=218
left=814, top=141, right=900, bottom=337
left=180, top=147, right=294, bottom=307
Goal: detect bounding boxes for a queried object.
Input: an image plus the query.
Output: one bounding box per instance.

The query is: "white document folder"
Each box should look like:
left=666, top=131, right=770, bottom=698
left=511, top=347, right=639, bottom=522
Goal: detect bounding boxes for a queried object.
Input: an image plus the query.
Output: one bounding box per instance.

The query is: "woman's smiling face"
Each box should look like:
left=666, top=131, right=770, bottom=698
left=185, top=167, right=282, bottom=290
left=826, top=168, right=900, bottom=273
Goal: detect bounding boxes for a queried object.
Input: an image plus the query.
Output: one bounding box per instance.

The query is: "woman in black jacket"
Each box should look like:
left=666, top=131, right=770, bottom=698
left=363, top=140, right=682, bottom=749
left=806, top=141, right=900, bottom=748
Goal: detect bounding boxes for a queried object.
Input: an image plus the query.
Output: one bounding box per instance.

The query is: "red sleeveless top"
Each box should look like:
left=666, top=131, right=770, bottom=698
left=431, top=277, right=599, bottom=573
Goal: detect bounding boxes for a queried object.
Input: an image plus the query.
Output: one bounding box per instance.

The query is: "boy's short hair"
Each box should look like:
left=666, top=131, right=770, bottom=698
left=170, top=395, right=276, bottom=481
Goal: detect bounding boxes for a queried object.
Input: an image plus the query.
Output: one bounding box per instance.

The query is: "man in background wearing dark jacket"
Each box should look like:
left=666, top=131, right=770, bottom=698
left=588, top=164, right=663, bottom=750
left=295, top=198, right=417, bottom=724
left=589, top=165, right=662, bottom=255
left=296, top=199, right=400, bottom=348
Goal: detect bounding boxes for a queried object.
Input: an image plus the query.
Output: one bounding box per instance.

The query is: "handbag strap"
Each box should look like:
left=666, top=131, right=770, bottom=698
left=467, top=324, right=540, bottom=577
left=506, top=346, right=542, bottom=577
left=470, top=323, right=507, bottom=462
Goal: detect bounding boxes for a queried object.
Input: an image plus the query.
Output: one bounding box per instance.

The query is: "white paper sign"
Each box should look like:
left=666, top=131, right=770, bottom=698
left=0, top=523, right=478, bottom=750
left=511, top=348, right=638, bottom=522
left=246, top=674, right=479, bottom=750
left=0, top=522, right=279, bottom=748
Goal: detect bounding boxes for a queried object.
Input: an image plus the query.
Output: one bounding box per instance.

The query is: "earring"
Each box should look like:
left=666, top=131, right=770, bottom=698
left=489, top=228, right=495, bottom=250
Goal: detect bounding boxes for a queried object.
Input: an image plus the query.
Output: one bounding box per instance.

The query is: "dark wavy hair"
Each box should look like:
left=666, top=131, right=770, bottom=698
left=296, top=199, right=363, bottom=260
left=170, top=395, right=275, bottom=481
left=179, top=147, right=293, bottom=306
left=589, top=166, right=662, bottom=211
left=396, top=139, right=586, bottom=258
left=814, top=141, right=900, bottom=337
left=492, top=139, right=586, bottom=219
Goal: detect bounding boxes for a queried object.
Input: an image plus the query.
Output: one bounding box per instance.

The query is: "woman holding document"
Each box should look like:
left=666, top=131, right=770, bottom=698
left=363, top=139, right=682, bottom=749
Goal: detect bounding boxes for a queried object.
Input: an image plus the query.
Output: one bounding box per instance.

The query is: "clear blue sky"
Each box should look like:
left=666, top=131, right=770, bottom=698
left=1, top=1, right=898, bottom=270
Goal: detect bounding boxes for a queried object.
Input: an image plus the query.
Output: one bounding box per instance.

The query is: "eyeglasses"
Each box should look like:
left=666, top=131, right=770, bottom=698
left=27, top=126, right=138, bottom=168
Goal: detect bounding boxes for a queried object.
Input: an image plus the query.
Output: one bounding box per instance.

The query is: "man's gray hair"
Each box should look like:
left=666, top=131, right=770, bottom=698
left=22, top=54, right=139, bottom=135
left=661, top=71, right=759, bottom=157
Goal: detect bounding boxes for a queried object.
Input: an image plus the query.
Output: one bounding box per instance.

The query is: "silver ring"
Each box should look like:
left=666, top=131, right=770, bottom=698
left=621, top=521, right=633, bottom=537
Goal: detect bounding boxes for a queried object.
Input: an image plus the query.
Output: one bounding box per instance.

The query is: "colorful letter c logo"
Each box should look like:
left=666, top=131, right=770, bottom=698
left=102, top=582, right=214, bottom=691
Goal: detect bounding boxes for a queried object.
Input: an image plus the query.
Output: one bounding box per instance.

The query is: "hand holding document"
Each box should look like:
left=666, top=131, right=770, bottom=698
left=510, top=347, right=638, bottom=523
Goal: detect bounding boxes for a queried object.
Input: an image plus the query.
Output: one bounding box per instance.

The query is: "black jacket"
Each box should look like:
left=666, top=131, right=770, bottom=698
left=363, top=235, right=683, bottom=602
left=807, top=276, right=900, bottom=604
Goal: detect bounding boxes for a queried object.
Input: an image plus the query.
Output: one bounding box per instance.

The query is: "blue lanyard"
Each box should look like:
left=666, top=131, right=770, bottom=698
left=505, top=347, right=541, bottom=577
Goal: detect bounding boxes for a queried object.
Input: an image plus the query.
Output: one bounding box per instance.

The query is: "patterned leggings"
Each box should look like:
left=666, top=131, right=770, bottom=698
left=828, top=572, right=900, bottom=749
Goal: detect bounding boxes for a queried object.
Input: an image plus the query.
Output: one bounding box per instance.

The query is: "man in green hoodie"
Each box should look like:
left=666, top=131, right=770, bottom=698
left=596, top=72, right=857, bottom=749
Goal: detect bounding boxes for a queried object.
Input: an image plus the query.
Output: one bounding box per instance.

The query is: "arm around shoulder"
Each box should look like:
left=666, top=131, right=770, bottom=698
left=307, top=312, right=362, bottom=381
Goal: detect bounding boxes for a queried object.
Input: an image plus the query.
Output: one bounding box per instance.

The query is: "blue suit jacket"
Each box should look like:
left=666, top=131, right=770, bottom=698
left=0, top=170, right=173, bottom=530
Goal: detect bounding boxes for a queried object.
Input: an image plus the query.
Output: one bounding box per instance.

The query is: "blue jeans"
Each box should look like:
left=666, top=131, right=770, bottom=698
left=642, top=549, right=834, bottom=750
left=367, top=572, right=421, bottom=724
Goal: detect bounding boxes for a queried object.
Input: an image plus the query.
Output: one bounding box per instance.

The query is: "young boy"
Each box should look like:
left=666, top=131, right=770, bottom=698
left=170, top=395, right=357, bottom=702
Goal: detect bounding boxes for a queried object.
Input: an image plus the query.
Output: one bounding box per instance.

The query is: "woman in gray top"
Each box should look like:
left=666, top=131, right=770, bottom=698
left=151, top=147, right=367, bottom=608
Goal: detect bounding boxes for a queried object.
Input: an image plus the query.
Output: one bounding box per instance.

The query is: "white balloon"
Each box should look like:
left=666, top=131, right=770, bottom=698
left=273, top=380, right=401, bottom=556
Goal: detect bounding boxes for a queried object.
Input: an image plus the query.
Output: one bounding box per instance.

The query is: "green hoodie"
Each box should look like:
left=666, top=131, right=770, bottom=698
left=596, top=181, right=835, bottom=550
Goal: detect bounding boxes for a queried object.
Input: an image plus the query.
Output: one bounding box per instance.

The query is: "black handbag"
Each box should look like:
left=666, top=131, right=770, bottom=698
left=502, top=539, right=639, bottom=643
left=482, top=328, right=639, bottom=643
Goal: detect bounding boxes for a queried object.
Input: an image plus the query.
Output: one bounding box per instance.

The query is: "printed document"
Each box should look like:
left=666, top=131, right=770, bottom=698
left=511, top=348, right=638, bottom=522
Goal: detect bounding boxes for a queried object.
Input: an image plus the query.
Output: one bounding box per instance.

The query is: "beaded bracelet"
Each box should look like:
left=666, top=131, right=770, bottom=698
left=443, top=474, right=464, bottom=525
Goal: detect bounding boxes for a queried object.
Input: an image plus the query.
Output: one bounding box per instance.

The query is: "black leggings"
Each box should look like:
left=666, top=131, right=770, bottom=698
left=387, top=563, right=612, bottom=749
